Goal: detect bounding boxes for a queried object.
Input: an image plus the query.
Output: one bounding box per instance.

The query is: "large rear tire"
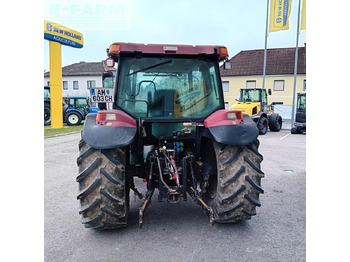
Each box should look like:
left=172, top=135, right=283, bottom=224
left=76, top=139, right=129, bottom=230
left=203, top=140, right=264, bottom=223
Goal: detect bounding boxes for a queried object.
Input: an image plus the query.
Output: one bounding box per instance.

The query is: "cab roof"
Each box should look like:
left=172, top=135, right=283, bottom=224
left=107, top=42, right=228, bottom=61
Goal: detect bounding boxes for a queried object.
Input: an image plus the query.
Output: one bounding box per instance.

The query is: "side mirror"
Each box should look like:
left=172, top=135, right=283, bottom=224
left=223, top=62, right=232, bottom=70
left=268, top=89, right=272, bottom=95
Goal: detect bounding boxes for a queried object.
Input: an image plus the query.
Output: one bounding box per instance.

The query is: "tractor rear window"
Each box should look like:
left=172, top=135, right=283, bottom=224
left=116, top=57, right=222, bottom=118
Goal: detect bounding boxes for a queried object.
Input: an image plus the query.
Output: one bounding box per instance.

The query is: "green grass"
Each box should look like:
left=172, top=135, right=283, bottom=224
left=44, top=123, right=83, bottom=137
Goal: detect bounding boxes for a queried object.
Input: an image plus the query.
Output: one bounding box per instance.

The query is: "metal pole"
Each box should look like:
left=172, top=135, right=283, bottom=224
left=262, top=0, right=270, bottom=90
left=291, top=0, right=302, bottom=128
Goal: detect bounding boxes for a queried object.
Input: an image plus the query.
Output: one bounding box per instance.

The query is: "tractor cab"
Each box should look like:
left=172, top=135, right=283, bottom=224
left=296, top=93, right=306, bottom=113
left=116, top=56, right=223, bottom=121
left=65, top=96, right=99, bottom=126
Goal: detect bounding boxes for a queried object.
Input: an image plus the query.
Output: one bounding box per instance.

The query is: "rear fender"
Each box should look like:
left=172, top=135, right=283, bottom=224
left=82, top=110, right=137, bottom=149
left=202, top=110, right=259, bottom=146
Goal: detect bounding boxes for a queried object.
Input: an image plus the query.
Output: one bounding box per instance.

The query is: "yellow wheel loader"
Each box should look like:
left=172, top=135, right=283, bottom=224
left=231, top=88, right=283, bottom=135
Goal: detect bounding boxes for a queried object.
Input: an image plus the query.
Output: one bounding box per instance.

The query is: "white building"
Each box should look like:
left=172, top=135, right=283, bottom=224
left=44, top=61, right=116, bottom=98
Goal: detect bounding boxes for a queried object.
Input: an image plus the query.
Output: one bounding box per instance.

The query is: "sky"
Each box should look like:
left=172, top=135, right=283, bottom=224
left=44, top=0, right=306, bottom=71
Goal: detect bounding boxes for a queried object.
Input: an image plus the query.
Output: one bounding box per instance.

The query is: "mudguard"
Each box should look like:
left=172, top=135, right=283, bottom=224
left=82, top=112, right=137, bottom=149
left=202, top=110, right=259, bottom=146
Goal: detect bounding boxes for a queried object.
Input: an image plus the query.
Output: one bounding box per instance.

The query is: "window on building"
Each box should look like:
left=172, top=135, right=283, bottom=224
left=246, top=80, right=256, bottom=88
left=222, top=81, right=229, bottom=92
left=303, top=79, right=306, bottom=91
left=87, top=80, right=96, bottom=89
left=63, top=81, right=68, bottom=90
left=73, top=81, right=79, bottom=90
left=274, top=80, right=284, bottom=91
left=47, top=81, right=50, bottom=86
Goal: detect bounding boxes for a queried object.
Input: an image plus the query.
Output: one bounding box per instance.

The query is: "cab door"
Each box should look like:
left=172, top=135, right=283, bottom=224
left=261, top=89, right=268, bottom=112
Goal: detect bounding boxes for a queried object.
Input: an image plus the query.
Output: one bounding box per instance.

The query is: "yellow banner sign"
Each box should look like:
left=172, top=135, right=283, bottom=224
left=44, top=20, right=84, bottom=48
left=301, top=0, right=306, bottom=30
left=269, top=0, right=292, bottom=32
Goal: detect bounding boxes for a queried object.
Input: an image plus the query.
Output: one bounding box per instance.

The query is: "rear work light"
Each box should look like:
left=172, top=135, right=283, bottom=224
left=227, top=111, right=243, bottom=120
left=105, top=113, right=117, bottom=121
left=104, top=57, right=115, bottom=68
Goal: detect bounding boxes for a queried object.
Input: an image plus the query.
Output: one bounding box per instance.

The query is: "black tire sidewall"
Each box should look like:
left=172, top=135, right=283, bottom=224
left=66, top=111, right=82, bottom=126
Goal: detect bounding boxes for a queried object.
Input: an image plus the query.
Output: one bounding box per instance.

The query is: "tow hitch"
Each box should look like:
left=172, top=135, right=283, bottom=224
left=137, top=153, right=215, bottom=228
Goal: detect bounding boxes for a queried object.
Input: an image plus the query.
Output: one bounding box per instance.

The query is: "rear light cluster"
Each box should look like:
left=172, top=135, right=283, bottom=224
left=96, top=111, right=118, bottom=126
left=204, top=110, right=244, bottom=127
left=95, top=110, right=137, bottom=127
left=227, top=110, right=244, bottom=125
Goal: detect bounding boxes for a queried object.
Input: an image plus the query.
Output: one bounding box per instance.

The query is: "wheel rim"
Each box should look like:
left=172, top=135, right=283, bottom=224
left=68, top=114, right=79, bottom=124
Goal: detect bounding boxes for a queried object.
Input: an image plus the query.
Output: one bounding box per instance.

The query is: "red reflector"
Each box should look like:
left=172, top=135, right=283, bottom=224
left=142, top=179, right=147, bottom=183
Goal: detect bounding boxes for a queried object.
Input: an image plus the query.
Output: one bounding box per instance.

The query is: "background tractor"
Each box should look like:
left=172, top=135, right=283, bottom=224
left=231, top=88, right=283, bottom=135
left=65, top=96, right=100, bottom=126
left=44, top=86, right=51, bottom=126
left=291, top=93, right=306, bottom=134
left=44, top=86, right=68, bottom=126
left=76, top=43, right=264, bottom=230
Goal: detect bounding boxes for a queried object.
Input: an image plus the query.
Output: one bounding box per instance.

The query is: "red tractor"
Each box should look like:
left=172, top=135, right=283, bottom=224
left=77, top=43, right=264, bottom=230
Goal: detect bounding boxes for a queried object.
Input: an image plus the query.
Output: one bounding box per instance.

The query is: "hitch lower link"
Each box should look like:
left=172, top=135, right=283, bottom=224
left=138, top=154, right=215, bottom=228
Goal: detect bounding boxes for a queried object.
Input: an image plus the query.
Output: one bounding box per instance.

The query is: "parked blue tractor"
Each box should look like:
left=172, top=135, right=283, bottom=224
left=65, top=96, right=100, bottom=126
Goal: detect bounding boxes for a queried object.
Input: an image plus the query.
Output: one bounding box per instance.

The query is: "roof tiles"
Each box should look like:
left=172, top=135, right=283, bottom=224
left=220, top=47, right=306, bottom=76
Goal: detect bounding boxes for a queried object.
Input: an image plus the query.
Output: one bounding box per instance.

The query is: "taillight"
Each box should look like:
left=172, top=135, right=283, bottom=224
left=204, top=110, right=244, bottom=127
left=95, top=110, right=137, bottom=127
left=96, top=111, right=117, bottom=125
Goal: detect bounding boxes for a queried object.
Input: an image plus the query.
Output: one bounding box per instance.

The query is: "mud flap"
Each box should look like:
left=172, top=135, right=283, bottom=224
left=82, top=113, right=137, bottom=149
left=202, top=114, right=259, bottom=146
